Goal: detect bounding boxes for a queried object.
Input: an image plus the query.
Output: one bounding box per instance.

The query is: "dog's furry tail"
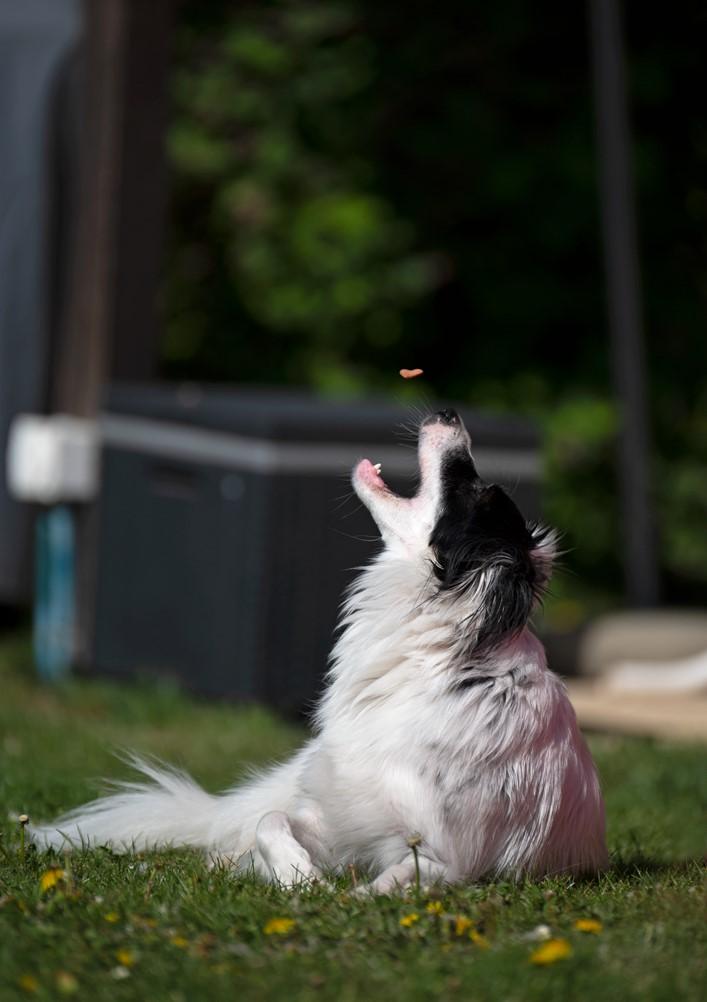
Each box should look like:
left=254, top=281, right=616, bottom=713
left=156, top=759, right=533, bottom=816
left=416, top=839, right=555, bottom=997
left=29, top=754, right=220, bottom=853
left=31, top=746, right=310, bottom=861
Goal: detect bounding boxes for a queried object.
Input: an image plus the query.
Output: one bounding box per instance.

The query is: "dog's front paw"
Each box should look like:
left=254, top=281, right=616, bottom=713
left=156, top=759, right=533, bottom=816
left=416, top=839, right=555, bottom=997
left=271, top=863, right=326, bottom=890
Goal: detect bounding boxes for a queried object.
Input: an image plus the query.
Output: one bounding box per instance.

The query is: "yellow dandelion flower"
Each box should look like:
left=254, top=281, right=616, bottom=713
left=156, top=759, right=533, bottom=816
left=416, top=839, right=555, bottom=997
left=115, top=949, right=135, bottom=967
left=574, top=918, right=603, bottom=934
left=399, top=912, right=420, bottom=927
left=104, top=911, right=120, bottom=923
left=529, top=938, right=573, bottom=965
left=469, top=929, right=491, bottom=949
left=263, top=917, right=296, bottom=935
left=55, top=971, right=79, bottom=995
left=39, top=868, right=65, bottom=893
left=454, top=915, right=474, bottom=936
left=18, top=974, right=39, bottom=994
left=170, top=935, right=189, bottom=949
left=426, top=901, right=444, bottom=915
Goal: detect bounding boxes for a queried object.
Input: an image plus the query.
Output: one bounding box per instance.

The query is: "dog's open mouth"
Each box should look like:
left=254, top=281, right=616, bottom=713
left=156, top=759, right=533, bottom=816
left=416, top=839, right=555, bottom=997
left=354, top=458, right=392, bottom=494
left=352, top=411, right=473, bottom=543
left=353, top=410, right=466, bottom=507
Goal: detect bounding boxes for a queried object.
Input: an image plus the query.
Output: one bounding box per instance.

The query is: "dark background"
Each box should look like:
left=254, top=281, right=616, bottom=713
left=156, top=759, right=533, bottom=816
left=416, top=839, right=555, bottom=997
left=159, top=0, right=707, bottom=626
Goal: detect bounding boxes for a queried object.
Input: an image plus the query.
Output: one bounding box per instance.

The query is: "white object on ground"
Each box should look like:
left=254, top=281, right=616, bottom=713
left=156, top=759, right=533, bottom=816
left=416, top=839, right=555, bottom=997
left=6, top=414, right=99, bottom=504
left=579, top=610, right=707, bottom=676
left=521, top=924, right=553, bottom=942
left=605, top=647, right=707, bottom=693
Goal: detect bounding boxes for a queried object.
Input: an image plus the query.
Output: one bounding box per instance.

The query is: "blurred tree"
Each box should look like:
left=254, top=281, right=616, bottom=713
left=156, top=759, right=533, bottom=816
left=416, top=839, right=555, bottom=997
left=164, top=1, right=443, bottom=394
left=163, top=0, right=707, bottom=613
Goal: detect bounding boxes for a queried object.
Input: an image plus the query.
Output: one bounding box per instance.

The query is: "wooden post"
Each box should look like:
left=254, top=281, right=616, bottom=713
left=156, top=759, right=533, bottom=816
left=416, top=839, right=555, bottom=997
left=51, top=0, right=173, bottom=661
left=589, top=0, right=659, bottom=606
left=53, top=0, right=172, bottom=414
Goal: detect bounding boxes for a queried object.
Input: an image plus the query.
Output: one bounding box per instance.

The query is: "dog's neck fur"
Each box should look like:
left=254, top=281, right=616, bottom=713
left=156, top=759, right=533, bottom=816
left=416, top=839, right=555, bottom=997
left=315, top=548, right=545, bottom=730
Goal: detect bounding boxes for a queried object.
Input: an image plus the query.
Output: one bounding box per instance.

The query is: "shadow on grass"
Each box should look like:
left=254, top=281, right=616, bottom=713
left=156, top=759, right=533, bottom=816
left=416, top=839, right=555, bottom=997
left=609, top=853, right=704, bottom=879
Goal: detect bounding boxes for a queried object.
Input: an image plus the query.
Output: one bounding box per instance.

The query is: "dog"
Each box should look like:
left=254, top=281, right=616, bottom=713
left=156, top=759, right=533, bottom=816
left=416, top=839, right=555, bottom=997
left=32, top=409, right=608, bottom=892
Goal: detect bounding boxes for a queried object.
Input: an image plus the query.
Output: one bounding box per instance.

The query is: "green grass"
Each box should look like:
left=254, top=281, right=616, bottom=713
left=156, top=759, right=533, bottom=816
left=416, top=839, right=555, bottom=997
left=1, top=634, right=705, bottom=1001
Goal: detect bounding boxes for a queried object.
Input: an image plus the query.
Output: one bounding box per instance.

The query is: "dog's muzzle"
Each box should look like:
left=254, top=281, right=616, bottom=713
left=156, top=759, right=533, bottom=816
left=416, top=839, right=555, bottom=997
left=422, top=409, right=460, bottom=428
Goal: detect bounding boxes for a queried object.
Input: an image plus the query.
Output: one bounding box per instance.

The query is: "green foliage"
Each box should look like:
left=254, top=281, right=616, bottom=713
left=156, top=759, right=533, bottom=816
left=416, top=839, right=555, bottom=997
left=163, top=0, right=707, bottom=611
left=656, top=389, right=707, bottom=589
left=1, top=638, right=706, bottom=1001
left=165, top=1, right=442, bottom=394
left=543, top=396, right=621, bottom=592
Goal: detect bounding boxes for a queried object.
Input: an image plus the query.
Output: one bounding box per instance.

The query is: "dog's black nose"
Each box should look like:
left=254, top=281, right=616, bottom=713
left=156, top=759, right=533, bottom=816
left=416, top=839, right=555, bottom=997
left=435, top=408, right=459, bottom=425
left=421, top=409, right=460, bottom=428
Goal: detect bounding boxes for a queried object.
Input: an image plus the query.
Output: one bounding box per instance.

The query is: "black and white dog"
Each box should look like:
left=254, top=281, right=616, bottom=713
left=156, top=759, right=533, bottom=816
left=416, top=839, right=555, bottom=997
left=33, top=410, right=608, bottom=891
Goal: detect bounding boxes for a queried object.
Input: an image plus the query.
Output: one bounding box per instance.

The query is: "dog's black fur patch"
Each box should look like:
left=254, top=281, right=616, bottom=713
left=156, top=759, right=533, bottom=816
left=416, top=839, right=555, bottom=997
left=430, top=448, right=547, bottom=657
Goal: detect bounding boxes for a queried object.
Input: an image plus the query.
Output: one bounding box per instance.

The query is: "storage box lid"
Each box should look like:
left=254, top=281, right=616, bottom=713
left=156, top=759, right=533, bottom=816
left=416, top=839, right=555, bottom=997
left=102, top=383, right=541, bottom=483
left=106, top=383, right=539, bottom=448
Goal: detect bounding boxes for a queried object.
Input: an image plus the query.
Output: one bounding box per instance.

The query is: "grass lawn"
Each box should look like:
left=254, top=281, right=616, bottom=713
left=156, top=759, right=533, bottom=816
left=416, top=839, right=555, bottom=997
left=1, top=633, right=705, bottom=1001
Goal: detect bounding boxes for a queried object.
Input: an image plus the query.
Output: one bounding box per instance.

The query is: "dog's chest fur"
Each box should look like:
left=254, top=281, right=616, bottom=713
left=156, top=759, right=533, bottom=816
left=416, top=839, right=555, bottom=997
left=305, top=553, right=587, bottom=877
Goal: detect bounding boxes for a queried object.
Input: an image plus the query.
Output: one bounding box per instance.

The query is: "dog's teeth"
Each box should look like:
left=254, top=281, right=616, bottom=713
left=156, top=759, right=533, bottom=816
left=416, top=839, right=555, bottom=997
left=373, top=463, right=382, bottom=474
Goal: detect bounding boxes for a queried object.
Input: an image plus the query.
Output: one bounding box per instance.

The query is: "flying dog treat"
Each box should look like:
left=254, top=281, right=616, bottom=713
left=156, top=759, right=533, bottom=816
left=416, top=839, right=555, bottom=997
left=399, top=368, right=424, bottom=379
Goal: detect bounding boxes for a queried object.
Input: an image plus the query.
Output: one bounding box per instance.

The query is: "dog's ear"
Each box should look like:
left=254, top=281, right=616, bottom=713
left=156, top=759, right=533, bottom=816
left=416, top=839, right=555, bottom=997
left=430, top=484, right=535, bottom=591
left=528, top=522, right=558, bottom=595
left=430, top=486, right=557, bottom=655
left=472, top=551, right=538, bottom=654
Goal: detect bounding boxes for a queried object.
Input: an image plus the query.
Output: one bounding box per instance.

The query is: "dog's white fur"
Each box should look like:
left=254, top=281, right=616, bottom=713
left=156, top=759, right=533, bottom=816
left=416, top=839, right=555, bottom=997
left=32, top=415, right=608, bottom=891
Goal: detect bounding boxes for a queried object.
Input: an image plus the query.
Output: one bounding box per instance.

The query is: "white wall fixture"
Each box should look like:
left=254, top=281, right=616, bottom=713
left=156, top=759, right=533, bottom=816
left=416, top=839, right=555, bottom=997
left=6, top=414, right=99, bottom=505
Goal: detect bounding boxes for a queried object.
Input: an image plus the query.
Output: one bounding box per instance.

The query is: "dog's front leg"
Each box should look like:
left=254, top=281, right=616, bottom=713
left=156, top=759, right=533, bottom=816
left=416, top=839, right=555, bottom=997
left=254, top=811, right=324, bottom=888
left=357, top=853, right=449, bottom=895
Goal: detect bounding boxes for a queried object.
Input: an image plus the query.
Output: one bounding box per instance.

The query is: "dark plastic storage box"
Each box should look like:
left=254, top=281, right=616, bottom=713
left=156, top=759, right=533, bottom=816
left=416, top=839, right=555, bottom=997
left=91, top=384, right=541, bottom=713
